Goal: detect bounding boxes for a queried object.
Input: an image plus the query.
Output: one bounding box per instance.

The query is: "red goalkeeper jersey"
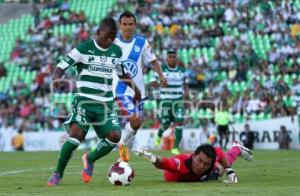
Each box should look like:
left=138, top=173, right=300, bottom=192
left=161, top=147, right=225, bottom=182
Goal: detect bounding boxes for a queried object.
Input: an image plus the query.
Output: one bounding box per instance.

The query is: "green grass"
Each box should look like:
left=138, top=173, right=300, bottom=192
left=0, top=150, right=300, bottom=196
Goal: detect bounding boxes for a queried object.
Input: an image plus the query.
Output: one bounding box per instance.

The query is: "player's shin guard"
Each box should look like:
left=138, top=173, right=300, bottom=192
left=173, top=126, right=183, bottom=149
left=87, top=138, right=117, bottom=163
left=55, top=138, right=80, bottom=177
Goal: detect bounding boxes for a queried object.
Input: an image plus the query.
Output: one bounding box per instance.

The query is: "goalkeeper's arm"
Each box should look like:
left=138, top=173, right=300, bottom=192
left=135, top=150, right=179, bottom=172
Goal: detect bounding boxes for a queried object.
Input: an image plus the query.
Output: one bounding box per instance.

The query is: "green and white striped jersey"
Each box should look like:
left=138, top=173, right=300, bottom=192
left=152, top=64, right=186, bottom=100
left=57, top=39, right=124, bottom=102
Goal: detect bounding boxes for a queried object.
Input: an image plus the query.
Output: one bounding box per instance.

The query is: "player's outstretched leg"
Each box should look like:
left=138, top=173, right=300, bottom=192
left=119, top=123, right=135, bottom=162
left=155, top=128, right=164, bottom=146
left=232, top=141, right=253, bottom=161
left=171, top=126, right=182, bottom=155
left=155, top=122, right=170, bottom=147
left=82, top=137, right=119, bottom=183
left=47, top=137, right=81, bottom=186
left=119, top=112, right=142, bottom=162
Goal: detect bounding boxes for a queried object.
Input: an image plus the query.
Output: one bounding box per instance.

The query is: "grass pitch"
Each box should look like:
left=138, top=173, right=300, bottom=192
left=0, top=150, right=299, bottom=196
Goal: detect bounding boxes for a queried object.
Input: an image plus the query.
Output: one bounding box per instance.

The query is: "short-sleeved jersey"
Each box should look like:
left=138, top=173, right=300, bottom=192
left=57, top=39, right=124, bottom=102
left=151, top=64, right=186, bottom=100
left=112, top=35, right=156, bottom=98
left=162, top=147, right=225, bottom=182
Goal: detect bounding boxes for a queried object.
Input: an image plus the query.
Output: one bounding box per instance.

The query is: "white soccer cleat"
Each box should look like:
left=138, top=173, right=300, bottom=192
left=135, top=149, right=157, bottom=163
left=231, top=141, right=253, bottom=162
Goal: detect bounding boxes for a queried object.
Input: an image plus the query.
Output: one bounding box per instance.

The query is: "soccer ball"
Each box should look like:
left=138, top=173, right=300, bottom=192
left=108, top=161, right=134, bottom=186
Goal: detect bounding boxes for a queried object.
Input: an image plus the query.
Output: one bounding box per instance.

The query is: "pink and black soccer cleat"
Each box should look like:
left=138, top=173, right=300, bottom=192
left=231, top=141, right=253, bottom=161
left=81, top=153, right=94, bottom=183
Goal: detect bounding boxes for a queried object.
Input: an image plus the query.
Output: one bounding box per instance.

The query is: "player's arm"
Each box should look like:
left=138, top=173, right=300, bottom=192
left=151, top=60, right=167, bottom=87
left=143, top=40, right=167, bottom=86
left=116, top=62, right=141, bottom=103
left=215, top=147, right=238, bottom=183
left=149, top=72, right=160, bottom=88
left=183, top=75, right=189, bottom=100
left=135, top=150, right=180, bottom=172
left=53, top=47, right=81, bottom=87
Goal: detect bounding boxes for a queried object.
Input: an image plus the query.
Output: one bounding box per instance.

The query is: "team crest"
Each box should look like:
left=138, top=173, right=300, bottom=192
left=134, top=45, right=141, bottom=52
left=112, top=119, right=119, bottom=125
left=100, top=56, right=107, bottom=62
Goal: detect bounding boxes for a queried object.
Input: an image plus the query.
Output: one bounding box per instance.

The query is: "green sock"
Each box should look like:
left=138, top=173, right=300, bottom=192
left=158, top=128, right=164, bottom=138
left=55, top=138, right=80, bottom=177
left=174, top=126, right=183, bottom=149
left=87, top=138, right=116, bottom=163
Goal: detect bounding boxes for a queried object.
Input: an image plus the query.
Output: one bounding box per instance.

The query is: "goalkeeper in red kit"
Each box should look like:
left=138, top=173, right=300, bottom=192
left=136, top=141, right=253, bottom=183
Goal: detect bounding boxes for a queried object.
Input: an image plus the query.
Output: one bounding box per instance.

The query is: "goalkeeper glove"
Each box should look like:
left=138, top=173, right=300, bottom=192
left=135, top=150, right=157, bottom=163
left=223, top=167, right=238, bottom=184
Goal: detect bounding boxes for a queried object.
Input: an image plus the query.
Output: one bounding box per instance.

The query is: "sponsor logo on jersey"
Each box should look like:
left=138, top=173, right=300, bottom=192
left=88, top=65, right=113, bottom=73
left=122, top=59, right=138, bottom=78
left=100, top=56, right=107, bottom=62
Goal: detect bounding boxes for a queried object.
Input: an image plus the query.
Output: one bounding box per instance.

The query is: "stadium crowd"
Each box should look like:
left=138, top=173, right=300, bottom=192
left=1, top=0, right=300, bottom=131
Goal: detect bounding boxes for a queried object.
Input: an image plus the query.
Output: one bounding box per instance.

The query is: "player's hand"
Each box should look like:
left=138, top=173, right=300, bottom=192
left=160, top=77, right=168, bottom=87
left=52, top=79, right=65, bottom=89
left=133, top=89, right=141, bottom=104
left=135, top=150, right=157, bottom=163
left=224, top=167, right=238, bottom=184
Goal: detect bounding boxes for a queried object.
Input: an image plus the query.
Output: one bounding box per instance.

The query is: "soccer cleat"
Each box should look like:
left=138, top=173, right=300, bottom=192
left=135, top=149, right=157, bottom=163
left=47, top=172, right=61, bottom=186
left=231, top=141, right=253, bottom=162
left=171, top=148, right=180, bottom=155
left=119, top=144, right=130, bottom=162
left=81, top=153, right=94, bottom=183
left=154, top=136, right=161, bottom=146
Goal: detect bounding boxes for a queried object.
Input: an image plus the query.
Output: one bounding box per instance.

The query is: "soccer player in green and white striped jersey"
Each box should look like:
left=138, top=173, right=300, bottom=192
left=47, top=18, right=141, bottom=186
left=151, top=50, right=188, bottom=154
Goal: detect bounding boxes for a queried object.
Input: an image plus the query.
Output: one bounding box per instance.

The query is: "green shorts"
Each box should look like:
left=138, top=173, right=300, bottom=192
left=159, top=99, right=184, bottom=125
left=64, top=96, right=121, bottom=138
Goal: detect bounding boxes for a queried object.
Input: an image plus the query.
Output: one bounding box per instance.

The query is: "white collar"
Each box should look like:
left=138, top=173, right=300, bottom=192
left=93, top=39, right=109, bottom=51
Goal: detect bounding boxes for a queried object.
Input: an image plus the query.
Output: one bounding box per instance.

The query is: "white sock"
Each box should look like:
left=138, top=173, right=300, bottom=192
left=119, top=122, right=136, bottom=145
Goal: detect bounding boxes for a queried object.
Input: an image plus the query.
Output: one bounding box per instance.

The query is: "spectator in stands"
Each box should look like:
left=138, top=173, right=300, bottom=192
left=3, top=0, right=300, bottom=131
left=240, top=123, right=255, bottom=150
left=278, top=125, right=291, bottom=149
left=0, top=63, right=7, bottom=78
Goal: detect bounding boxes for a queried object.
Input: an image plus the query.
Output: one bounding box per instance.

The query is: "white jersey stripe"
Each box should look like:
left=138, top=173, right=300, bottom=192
left=79, top=69, right=113, bottom=79
left=76, top=81, right=112, bottom=91
left=75, top=93, right=114, bottom=102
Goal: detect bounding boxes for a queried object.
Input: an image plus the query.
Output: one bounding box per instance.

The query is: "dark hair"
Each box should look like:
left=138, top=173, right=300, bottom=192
left=119, top=10, right=136, bottom=23
left=167, top=50, right=177, bottom=55
left=99, top=17, right=118, bottom=32
left=194, top=144, right=217, bottom=174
